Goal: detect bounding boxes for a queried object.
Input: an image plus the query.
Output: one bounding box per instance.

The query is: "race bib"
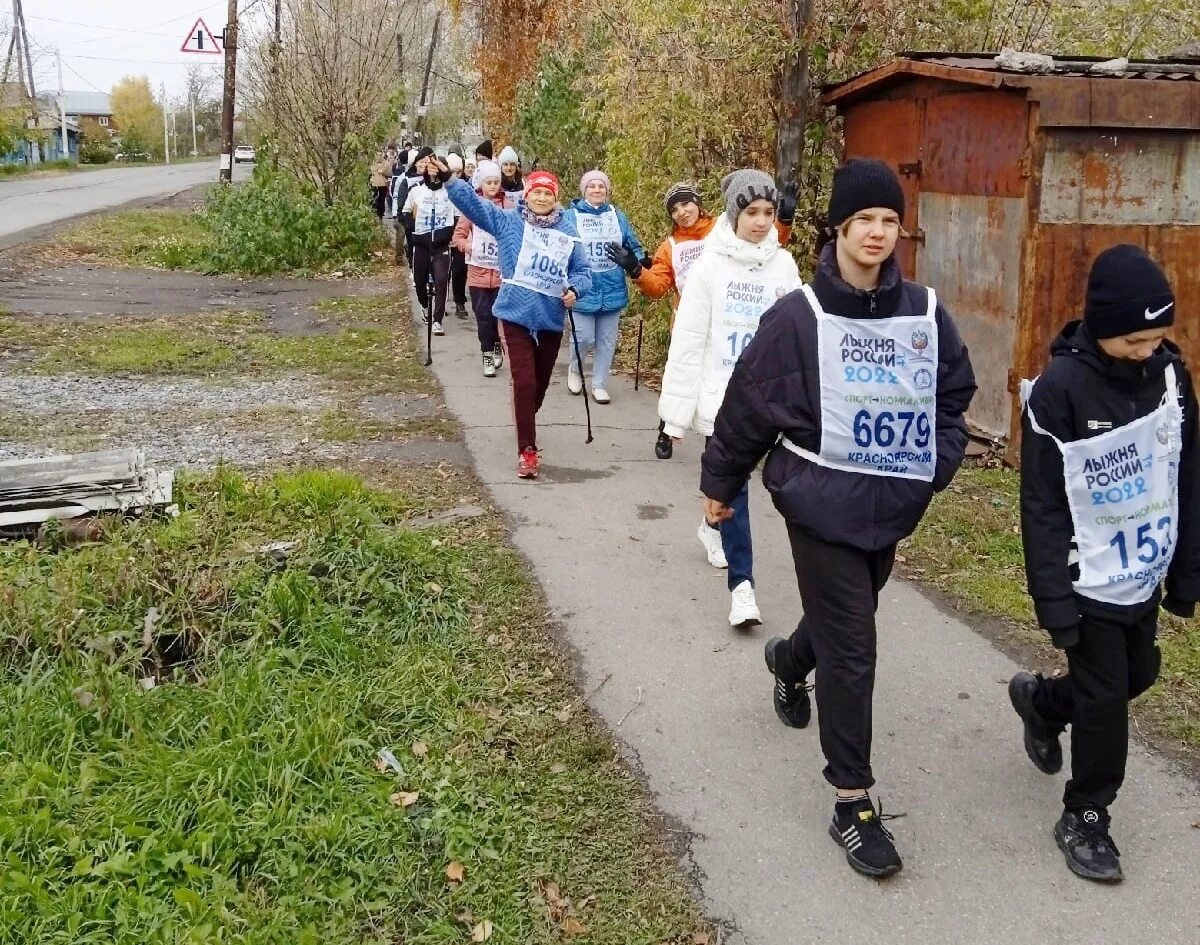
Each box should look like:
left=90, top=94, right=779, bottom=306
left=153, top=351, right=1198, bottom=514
left=798, top=284, right=939, bottom=481
left=575, top=209, right=622, bottom=272
left=505, top=224, right=575, bottom=298
left=1030, top=365, right=1183, bottom=606
left=712, top=273, right=791, bottom=370
left=470, top=225, right=500, bottom=271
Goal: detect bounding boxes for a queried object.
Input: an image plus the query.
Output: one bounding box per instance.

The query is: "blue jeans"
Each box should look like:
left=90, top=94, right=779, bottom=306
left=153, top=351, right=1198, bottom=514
left=720, top=480, right=753, bottom=591
left=568, top=309, right=622, bottom=389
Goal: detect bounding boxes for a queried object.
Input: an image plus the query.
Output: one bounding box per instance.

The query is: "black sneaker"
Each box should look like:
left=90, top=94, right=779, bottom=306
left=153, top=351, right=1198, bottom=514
left=1008, top=672, right=1063, bottom=774
left=654, top=430, right=673, bottom=460
left=455, top=302, right=469, bottom=319
left=764, top=636, right=810, bottom=728
left=829, top=797, right=903, bottom=878
left=1054, top=808, right=1123, bottom=883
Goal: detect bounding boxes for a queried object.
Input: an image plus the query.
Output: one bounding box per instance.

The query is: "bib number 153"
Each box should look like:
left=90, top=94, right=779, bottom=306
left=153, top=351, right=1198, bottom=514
left=853, top=409, right=932, bottom=449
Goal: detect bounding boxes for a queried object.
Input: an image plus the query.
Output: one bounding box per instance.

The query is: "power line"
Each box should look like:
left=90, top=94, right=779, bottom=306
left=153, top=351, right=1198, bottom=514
left=24, top=14, right=177, bottom=38
left=59, top=56, right=108, bottom=94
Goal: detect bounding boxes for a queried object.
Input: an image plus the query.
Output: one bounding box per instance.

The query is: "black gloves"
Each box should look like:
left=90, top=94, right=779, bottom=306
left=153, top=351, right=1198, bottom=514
left=778, top=181, right=799, bottom=226
left=604, top=243, right=642, bottom=278
left=641, top=255, right=653, bottom=269
left=435, top=163, right=452, bottom=183
left=1163, top=595, right=1196, bottom=619
left=1048, top=624, right=1080, bottom=650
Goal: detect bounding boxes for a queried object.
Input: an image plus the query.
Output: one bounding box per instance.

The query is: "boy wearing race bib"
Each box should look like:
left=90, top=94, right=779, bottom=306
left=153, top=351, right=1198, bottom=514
left=445, top=153, right=471, bottom=321
left=441, top=160, right=592, bottom=480
left=658, top=169, right=802, bottom=631
left=1012, top=245, right=1199, bottom=883
left=700, top=159, right=976, bottom=878
left=609, top=181, right=796, bottom=459
left=452, top=160, right=508, bottom=377
left=563, top=170, right=646, bottom=405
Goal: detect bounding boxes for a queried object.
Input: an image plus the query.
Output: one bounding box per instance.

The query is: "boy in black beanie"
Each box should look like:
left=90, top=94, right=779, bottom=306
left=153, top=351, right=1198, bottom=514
left=701, top=157, right=976, bottom=878
left=1013, top=244, right=1199, bottom=883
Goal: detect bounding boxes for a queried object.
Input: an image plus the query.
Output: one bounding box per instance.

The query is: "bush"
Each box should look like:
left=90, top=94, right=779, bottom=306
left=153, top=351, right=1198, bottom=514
left=200, top=159, right=383, bottom=276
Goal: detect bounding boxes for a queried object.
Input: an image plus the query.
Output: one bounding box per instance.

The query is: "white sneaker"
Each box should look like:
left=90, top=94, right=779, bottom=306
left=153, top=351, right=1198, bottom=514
left=729, top=581, right=762, bottom=629
left=592, top=387, right=611, bottom=404
left=697, top=518, right=728, bottom=569
left=492, top=343, right=504, bottom=369
left=567, top=364, right=583, bottom=395
left=482, top=353, right=497, bottom=377
left=432, top=322, right=445, bottom=336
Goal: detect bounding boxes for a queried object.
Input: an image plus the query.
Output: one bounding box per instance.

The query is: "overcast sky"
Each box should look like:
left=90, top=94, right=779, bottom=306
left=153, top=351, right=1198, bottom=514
left=10, top=1, right=275, bottom=103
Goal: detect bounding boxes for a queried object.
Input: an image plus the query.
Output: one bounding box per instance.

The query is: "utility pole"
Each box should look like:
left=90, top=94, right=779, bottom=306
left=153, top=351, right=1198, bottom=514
left=56, top=48, right=68, bottom=160
left=775, top=0, right=814, bottom=187
left=219, top=0, right=238, bottom=182
left=191, top=92, right=198, bottom=156
left=274, top=0, right=282, bottom=46
left=160, top=82, right=170, bottom=163
left=11, top=0, right=39, bottom=163
left=414, top=11, right=441, bottom=141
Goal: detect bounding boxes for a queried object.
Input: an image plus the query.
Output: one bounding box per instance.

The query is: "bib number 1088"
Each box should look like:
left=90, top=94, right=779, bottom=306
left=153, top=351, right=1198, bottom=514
left=853, top=409, right=932, bottom=449
left=529, top=252, right=564, bottom=278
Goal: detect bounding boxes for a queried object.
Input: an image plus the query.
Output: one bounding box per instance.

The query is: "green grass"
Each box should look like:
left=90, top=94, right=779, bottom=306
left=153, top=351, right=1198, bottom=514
left=53, top=210, right=212, bottom=270
left=0, top=468, right=708, bottom=944
left=0, top=159, right=79, bottom=177
left=904, top=462, right=1200, bottom=751
left=0, top=309, right=431, bottom=394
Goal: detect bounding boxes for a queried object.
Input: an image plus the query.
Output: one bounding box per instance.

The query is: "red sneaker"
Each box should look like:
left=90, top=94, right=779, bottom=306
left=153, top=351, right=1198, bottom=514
left=517, top=447, right=540, bottom=479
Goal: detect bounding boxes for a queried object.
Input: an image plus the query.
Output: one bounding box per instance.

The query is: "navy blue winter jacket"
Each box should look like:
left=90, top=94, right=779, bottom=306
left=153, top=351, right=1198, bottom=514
left=701, top=244, right=977, bottom=552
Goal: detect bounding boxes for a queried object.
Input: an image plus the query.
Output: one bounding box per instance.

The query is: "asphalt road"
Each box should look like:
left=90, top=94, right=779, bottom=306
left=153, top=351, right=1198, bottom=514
left=0, top=160, right=249, bottom=247
left=411, top=283, right=1200, bottom=945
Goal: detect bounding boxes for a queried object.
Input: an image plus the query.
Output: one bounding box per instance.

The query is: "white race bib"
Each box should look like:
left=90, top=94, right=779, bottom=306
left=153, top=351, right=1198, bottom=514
left=670, top=237, right=706, bottom=293
left=710, top=267, right=793, bottom=371
left=505, top=224, right=574, bottom=298
left=469, top=224, right=500, bottom=271
left=1028, top=365, right=1183, bottom=606
left=575, top=208, right=622, bottom=272
left=783, top=284, right=939, bottom=482
left=413, top=188, right=453, bottom=235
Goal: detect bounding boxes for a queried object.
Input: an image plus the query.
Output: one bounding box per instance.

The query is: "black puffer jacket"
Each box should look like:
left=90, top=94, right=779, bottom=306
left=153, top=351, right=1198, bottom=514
left=1021, top=321, right=1200, bottom=633
left=701, top=244, right=977, bottom=552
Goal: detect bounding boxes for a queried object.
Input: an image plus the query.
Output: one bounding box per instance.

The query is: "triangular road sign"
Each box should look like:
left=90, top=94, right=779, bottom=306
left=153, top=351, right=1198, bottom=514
left=180, top=17, right=223, bottom=55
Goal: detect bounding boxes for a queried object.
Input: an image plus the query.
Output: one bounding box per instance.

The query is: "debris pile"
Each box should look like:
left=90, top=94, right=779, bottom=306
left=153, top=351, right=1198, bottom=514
left=0, top=449, right=175, bottom=528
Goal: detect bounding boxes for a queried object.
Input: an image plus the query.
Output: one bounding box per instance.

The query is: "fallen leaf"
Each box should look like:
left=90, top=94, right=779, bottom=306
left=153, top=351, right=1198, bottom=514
left=563, top=917, right=587, bottom=936
left=540, top=880, right=563, bottom=904
left=390, top=791, right=419, bottom=807
left=425, top=581, right=444, bottom=596
left=412, top=740, right=429, bottom=758
left=555, top=708, right=573, bottom=723
left=693, top=933, right=712, bottom=945
left=1192, top=820, right=1200, bottom=829
left=549, top=763, right=567, bottom=775
left=446, top=861, right=465, bottom=884
left=373, top=758, right=390, bottom=773
left=471, top=920, right=493, bottom=942
left=73, top=687, right=96, bottom=709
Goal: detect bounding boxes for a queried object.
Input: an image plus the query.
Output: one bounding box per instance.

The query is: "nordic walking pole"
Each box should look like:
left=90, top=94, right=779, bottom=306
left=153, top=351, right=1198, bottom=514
left=566, top=308, right=593, bottom=444
left=634, top=318, right=644, bottom=392
left=423, top=267, right=433, bottom=366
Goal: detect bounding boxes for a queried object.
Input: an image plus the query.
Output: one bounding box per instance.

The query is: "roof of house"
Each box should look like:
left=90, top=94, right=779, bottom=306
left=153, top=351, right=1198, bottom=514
left=60, top=90, right=112, bottom=115
left=823, top=51, right=1200, bottom=107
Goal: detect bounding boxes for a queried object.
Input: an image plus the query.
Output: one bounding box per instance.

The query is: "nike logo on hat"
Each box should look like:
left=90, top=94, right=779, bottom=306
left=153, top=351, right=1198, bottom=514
left=1145, top=302, right=1174, bottom=320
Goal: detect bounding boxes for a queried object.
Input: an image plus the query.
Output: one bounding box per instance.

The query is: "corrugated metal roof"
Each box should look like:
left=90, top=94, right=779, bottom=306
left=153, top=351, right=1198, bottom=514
left=899, top=50, right=1200, bottom=80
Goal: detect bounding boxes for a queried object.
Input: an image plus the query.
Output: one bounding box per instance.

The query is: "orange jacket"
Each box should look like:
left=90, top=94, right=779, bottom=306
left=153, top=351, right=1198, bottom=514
left=634, top=212, right=793, bottom=311
left=451, top=191, right=508, bottom=289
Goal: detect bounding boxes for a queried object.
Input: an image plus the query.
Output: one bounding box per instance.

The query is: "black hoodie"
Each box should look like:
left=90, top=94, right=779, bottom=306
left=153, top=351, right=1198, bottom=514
left=1020, top=320, right=1200, bottom=633
left=701, top=243, right=977, bottom=552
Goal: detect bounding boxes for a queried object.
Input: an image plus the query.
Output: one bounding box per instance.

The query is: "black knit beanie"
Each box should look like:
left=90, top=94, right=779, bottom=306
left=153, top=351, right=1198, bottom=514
left=664, top=181, right=702, bottom=215
left=1084, top=244, right=1175, bottom=339
left=447, top=143, right=464, bottom=158
left=475, top=139, right=494, bottom=160
left=828, top=158, right=905, bottom=228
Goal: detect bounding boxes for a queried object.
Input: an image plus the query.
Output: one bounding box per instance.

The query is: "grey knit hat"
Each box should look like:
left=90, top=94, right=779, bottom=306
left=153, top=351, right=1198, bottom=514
left=664, top=181, right=702, bottom=215
left=721, top=169, right=778, bottom=226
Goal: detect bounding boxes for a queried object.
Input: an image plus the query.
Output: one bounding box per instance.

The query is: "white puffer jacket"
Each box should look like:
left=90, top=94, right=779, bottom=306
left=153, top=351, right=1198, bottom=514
left=658, top=215, right=801, bottom=438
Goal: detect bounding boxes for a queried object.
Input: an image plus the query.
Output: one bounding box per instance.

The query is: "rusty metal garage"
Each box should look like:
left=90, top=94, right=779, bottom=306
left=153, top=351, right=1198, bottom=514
left=822, top=53, right=1200, bottom=458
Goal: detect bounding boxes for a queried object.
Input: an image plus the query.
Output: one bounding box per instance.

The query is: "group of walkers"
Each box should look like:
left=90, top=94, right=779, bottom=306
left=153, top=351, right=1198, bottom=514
left=387, top=139, right=1199, bottom=887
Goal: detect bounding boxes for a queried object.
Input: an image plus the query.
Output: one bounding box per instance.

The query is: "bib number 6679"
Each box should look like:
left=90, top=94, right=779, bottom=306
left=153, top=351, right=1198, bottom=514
left=852, top=409, right=932, bottom=449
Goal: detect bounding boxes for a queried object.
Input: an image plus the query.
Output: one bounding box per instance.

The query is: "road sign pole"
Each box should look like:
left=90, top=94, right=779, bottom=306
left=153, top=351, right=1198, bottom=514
left=219, top=0, right=238, bottom=183
left=161, top=82, right=170, bottom=164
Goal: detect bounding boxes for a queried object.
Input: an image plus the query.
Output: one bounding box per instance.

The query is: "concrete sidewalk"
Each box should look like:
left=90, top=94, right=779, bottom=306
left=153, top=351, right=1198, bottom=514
left=410, top=290, right=1200, bottom=944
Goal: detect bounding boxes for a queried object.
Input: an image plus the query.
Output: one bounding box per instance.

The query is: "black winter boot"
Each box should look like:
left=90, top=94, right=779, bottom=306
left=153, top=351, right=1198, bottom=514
left=1008, top=672, right=1063, bottom=774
